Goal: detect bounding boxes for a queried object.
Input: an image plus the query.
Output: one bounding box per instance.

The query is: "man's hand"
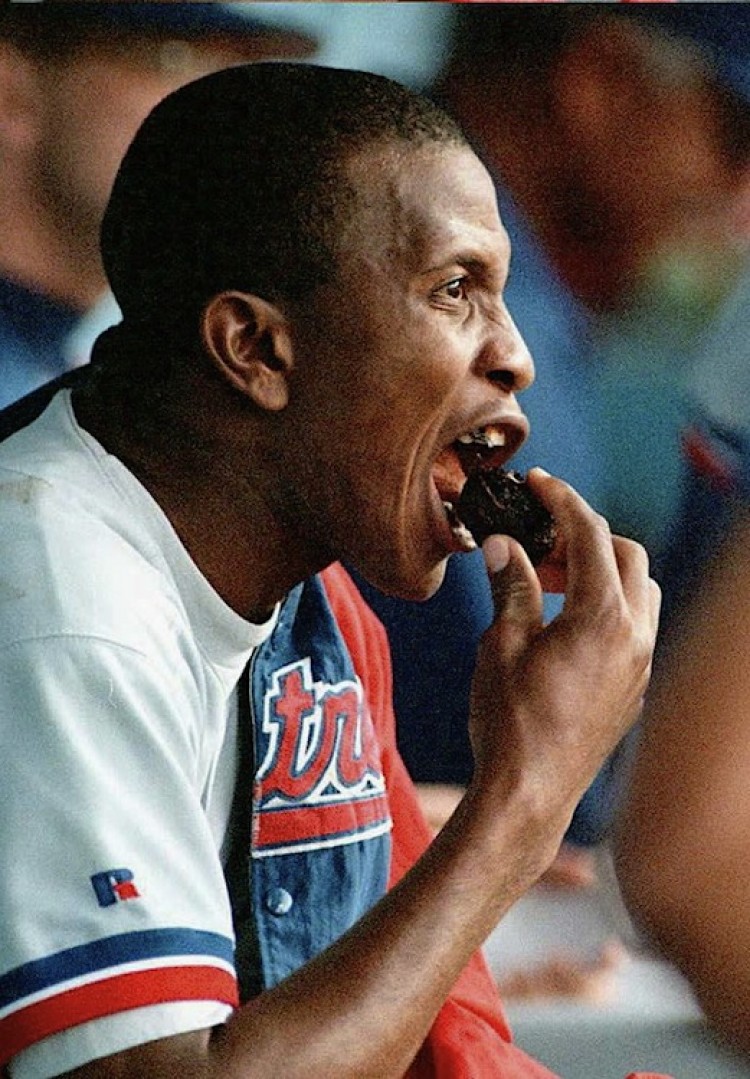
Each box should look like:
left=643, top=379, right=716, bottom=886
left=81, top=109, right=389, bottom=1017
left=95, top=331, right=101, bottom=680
left=468, top=469, right=660, bottom=836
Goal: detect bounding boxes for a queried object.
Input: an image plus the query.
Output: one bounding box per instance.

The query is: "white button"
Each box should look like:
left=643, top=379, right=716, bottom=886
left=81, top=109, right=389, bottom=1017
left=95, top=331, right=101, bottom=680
left=265, top=886, right=294, bottom=916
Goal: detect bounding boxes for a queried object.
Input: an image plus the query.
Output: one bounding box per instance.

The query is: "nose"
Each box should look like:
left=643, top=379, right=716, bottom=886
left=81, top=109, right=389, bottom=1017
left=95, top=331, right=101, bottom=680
left=476, top=311, right=535, bottom=394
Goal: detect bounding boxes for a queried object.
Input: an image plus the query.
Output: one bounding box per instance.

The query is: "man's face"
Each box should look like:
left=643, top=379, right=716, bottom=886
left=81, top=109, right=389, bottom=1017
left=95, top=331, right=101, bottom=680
left=283, top=141, right=535, bottom=600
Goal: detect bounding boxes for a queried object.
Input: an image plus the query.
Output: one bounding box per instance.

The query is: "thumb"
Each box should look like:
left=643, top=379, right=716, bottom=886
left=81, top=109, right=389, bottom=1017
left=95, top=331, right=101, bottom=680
left=483, top=535, right=544, bottom=662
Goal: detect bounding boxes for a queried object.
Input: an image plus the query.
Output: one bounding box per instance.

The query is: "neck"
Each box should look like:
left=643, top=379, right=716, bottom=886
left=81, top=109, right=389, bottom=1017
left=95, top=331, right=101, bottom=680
left=0, top=175, right=106, bottom=311
left=73, top=367, right=327, bottom=621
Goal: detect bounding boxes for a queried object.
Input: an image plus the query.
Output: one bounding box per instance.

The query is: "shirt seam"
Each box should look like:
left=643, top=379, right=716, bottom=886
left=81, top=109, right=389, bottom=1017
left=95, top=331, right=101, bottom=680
left=0, top=633, right=150, bottom=659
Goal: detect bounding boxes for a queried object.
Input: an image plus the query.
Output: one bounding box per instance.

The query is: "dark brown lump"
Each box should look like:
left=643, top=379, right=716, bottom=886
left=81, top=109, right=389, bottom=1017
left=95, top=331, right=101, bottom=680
left=456, top=468, right=556, bottom=565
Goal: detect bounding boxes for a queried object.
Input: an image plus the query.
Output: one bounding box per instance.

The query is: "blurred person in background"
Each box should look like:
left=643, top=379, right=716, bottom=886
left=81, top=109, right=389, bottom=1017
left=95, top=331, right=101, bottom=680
left=614, top=270, right=750, bottom=1051
left=0, top=1, right=316, bottom=408
left=575, top=6, right=750, bottom=562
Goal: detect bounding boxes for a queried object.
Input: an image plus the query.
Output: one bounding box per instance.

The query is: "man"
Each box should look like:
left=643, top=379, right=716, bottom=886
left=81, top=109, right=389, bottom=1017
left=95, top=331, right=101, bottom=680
left=0, top=1, right=315, bottom=407
left=0, top=63, right=660, bottom=1078
left=362, top=0, right=750, bottom=827
left=615, top=256, right=750, bottom=1056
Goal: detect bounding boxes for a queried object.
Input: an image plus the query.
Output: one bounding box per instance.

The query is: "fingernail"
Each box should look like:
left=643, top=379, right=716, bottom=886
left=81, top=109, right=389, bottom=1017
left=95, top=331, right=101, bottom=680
left=483, top=535, right=510, bottom=573
left=530, top=466, right=550, bottom=479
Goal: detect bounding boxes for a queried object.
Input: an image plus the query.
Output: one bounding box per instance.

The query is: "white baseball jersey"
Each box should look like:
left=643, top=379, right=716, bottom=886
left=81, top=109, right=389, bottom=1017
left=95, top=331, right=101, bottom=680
left=0, top=391, right=277, bottom=1076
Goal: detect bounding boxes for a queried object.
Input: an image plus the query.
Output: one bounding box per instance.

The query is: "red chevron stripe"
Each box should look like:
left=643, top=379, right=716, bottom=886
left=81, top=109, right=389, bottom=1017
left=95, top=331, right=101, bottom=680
left=0, top=964, right=238, bottom=1065
left=255, top=792, right=391, bottom=850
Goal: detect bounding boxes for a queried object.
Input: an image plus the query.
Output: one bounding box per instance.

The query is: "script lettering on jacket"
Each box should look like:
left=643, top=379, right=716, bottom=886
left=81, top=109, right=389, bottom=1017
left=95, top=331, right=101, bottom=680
left=253, top=658, right=390, bottom=856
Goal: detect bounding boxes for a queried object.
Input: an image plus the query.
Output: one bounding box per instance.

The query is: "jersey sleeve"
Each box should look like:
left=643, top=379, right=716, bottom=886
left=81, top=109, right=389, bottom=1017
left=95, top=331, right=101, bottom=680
left=320, top=563, right=560, bottom=1079
left=0, top=633, right=238, bottom=1077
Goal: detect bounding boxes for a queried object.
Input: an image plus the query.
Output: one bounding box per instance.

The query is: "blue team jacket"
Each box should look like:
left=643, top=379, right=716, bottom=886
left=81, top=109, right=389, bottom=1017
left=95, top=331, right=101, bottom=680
left=231, top=574, right=392, bottom=999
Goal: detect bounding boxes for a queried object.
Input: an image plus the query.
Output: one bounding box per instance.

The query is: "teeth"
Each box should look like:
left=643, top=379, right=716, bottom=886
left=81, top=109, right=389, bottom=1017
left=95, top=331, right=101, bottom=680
left=443, top=501, right=477, bottom=550
left=457, top=427, right=506, bottom=448
left=451, top=520, right=477, bottom=550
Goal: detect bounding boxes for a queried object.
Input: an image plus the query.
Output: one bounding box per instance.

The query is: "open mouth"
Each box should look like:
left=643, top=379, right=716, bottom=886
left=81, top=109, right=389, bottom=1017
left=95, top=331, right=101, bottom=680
left=432, top=422, right=525, bottom=551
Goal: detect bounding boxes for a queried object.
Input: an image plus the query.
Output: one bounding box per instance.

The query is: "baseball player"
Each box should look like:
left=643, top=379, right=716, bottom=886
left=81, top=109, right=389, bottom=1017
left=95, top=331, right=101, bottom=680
left=0, top=62, right=661, bottom=1078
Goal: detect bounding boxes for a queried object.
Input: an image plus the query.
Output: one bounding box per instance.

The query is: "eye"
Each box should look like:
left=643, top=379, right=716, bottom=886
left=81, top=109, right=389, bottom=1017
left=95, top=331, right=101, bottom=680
left=434, top=276, right=469, bottom=303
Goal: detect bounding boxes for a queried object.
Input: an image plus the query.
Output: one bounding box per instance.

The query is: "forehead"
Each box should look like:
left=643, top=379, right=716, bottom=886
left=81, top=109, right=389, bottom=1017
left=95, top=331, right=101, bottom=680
left=339, top=140, right=510, bottom=276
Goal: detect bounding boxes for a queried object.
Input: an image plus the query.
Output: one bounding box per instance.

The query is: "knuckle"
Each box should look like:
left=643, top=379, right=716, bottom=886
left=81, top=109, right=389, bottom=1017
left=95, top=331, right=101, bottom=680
left=601, top=599, right=631, bottom=642
left=616, top=534, right=650, bottom=568
left=627, top=616, right=657, bottom=673
left=598, top=593, right=651, bottom=653
left=616, top=532, right=643, bottom=555
left=593, top=510, right=612, bottom=536
left=635, top=630, right=656, bottom=671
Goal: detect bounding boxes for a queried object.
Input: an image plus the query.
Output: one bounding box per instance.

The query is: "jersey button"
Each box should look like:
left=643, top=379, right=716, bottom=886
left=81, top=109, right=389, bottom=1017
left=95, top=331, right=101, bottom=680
left=265, top=886, right=294, bottom=916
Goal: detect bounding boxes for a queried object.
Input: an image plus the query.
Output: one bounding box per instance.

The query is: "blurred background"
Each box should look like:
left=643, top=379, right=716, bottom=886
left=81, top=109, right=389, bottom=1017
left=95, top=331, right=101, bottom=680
left=241, top=2, right=455, bottom=88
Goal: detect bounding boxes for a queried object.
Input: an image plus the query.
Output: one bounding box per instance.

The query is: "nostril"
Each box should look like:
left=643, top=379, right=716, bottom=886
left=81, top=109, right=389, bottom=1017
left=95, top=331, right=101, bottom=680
left=486, top=369, right=517, bottom=390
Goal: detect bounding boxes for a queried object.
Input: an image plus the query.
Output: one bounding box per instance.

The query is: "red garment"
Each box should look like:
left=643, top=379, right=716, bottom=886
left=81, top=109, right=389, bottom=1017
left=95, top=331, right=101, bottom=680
left=323, top=563, right=557, bottom=1078
left=322, top=562, right=673, bottom=1079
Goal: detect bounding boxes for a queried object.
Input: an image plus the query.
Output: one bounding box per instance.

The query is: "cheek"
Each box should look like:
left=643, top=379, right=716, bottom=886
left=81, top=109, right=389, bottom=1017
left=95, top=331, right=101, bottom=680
left=293, top=288, right=464, bottom=465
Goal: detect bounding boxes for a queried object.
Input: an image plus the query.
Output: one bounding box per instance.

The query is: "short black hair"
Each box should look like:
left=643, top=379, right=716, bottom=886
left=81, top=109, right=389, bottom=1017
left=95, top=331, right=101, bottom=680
left=101, top=62, right=467, bottom=332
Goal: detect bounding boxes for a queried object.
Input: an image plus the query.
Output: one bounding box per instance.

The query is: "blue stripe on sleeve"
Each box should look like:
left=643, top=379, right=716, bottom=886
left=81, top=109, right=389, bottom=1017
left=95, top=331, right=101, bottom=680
left=0, top=928, right=235, bottom=1009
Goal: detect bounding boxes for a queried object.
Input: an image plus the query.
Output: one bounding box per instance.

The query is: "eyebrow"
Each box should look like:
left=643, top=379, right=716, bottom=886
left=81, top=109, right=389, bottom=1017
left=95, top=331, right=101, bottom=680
left=424, top=249, right=511, bottom=289
left=424, top=227, right=512, bottom=279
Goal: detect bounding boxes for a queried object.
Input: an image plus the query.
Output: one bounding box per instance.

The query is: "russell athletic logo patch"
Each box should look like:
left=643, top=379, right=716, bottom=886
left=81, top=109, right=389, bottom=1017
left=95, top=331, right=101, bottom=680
left=253, top=658, right=391, bottom=857
left=90, top=868, right=141, bottom=907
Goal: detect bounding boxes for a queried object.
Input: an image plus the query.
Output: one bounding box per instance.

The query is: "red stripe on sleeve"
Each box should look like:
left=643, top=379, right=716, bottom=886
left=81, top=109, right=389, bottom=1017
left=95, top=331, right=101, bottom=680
left=0, top=964, right=238, bottom=1066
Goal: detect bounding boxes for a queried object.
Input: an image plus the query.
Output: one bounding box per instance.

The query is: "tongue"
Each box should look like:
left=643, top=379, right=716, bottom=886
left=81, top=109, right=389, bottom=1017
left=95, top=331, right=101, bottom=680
left=455, top=440, right=507, bottom=475
left=432, top=447, right=467, bottom=504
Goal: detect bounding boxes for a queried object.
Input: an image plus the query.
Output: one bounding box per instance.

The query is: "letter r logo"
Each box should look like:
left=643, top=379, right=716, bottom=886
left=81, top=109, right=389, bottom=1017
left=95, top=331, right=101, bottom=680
left=91, top=867, right=141, bottom=907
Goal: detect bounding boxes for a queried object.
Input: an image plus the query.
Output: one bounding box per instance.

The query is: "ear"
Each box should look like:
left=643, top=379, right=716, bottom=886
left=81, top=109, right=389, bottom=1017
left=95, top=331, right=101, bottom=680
left=200, top=291, right=294, bottom=412
left=0, top=41, right=42, bottom=155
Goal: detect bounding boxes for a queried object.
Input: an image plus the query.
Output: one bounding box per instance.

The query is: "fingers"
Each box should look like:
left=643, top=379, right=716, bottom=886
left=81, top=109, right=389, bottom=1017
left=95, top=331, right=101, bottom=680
left=528, top=471, right=661, bottom=637
left=481, top=470, right=659, bottom=697
left=483, top=534, right=544, bottom=665
left=527, top=469, right=622, bottom=610
left=612, top=535, right=662, bottom=638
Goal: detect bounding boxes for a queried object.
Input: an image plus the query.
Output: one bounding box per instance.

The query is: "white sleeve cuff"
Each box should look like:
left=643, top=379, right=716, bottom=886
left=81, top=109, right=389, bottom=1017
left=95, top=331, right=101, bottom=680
left=8, top=1000, right=233, bottom=1079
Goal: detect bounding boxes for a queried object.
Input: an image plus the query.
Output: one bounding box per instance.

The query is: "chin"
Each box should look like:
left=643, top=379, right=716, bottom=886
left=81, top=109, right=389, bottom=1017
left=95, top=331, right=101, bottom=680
left=350, top=527, right=449, bottom=601
left=376, top=559, right=448, bottom=603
